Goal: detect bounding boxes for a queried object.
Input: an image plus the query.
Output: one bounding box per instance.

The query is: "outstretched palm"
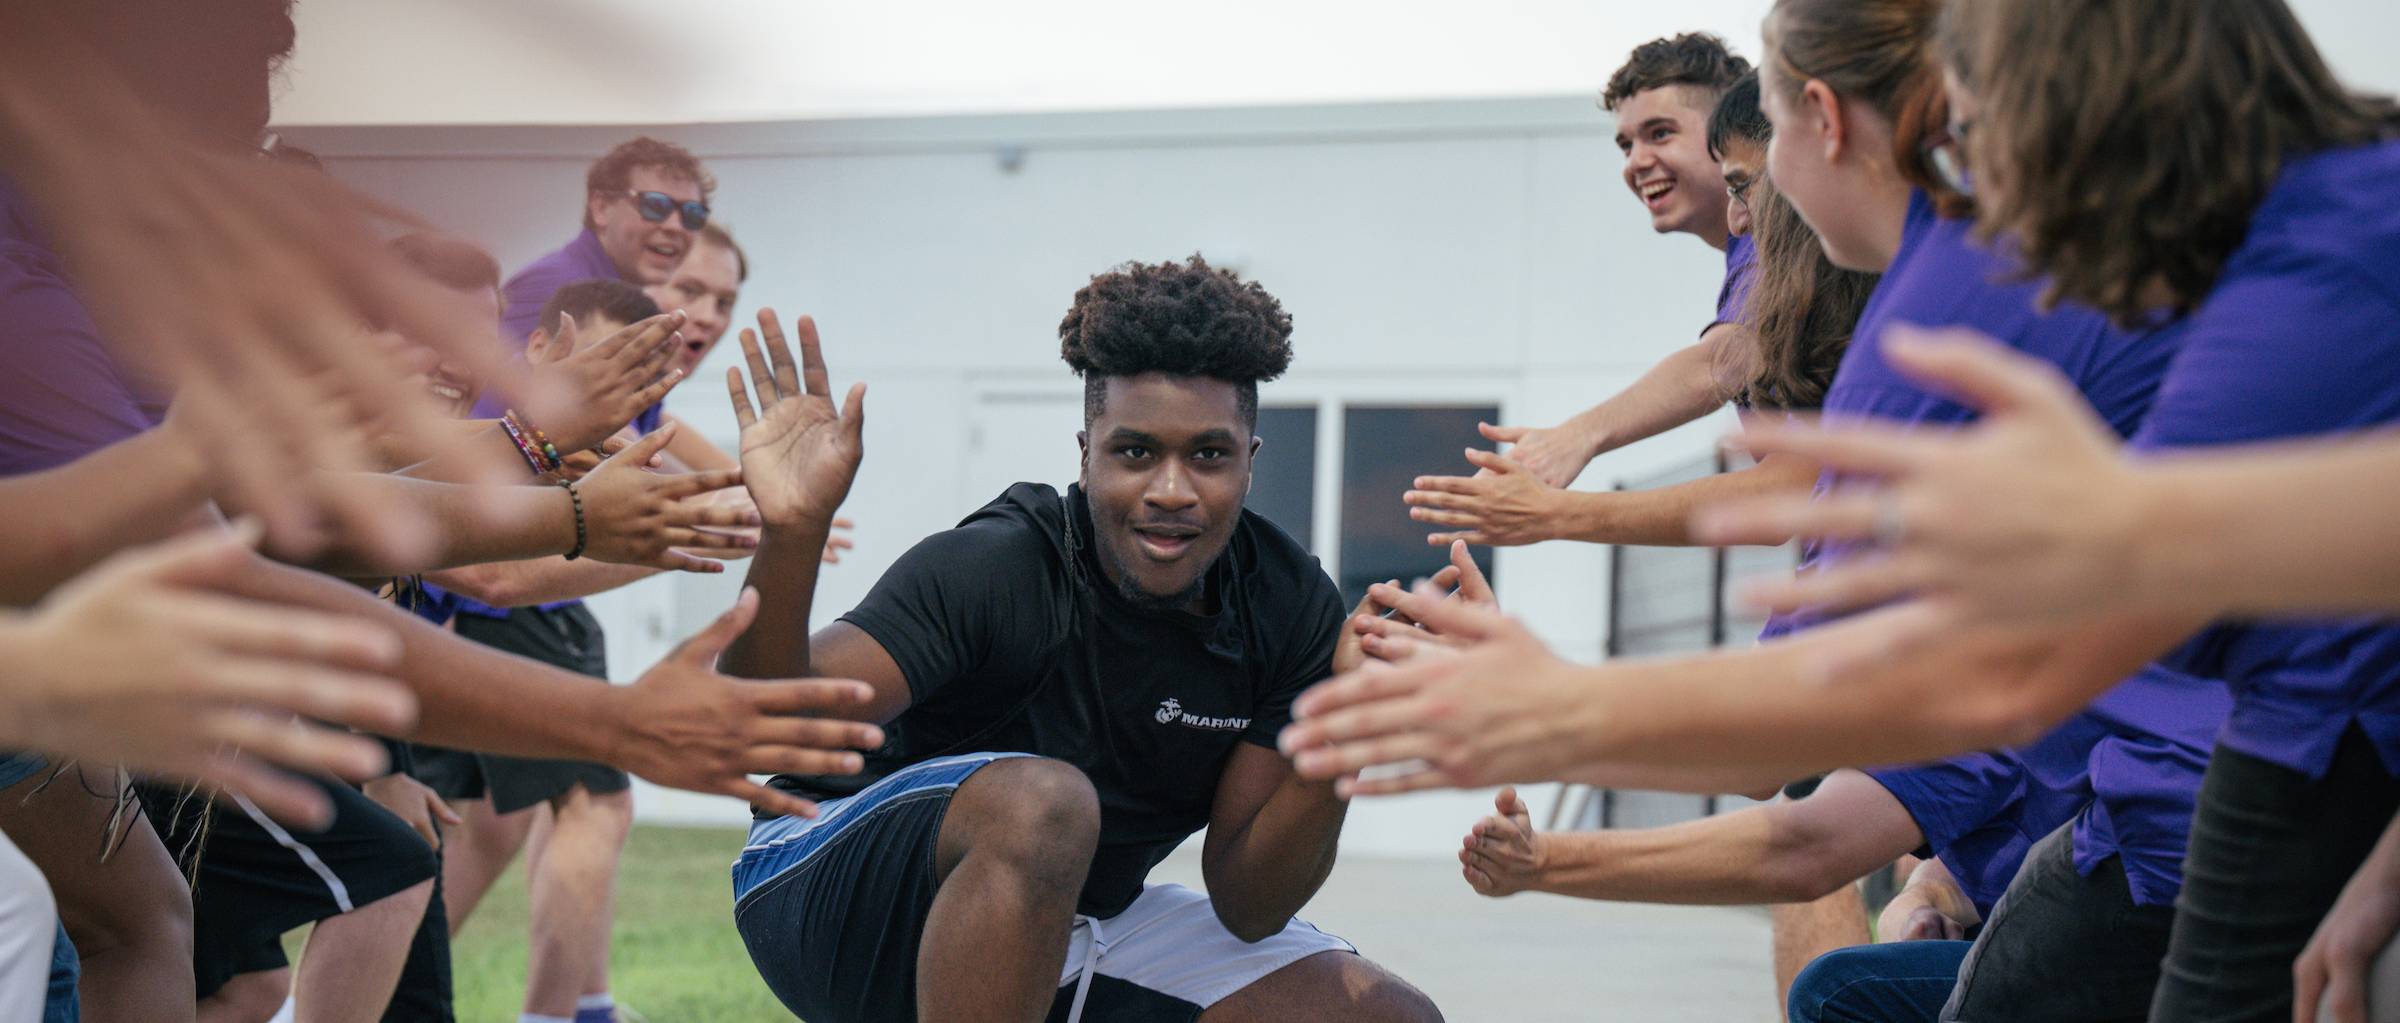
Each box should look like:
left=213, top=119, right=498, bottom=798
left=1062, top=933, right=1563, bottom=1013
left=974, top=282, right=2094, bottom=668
left=725, top=309, right=865, bottom=528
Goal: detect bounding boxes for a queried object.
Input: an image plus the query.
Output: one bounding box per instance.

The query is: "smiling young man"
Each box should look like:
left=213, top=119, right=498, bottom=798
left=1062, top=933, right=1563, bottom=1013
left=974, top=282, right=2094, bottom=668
left=720, top=258, right=1441, bottom=1022
left=1462, top=34, right=1758, bottom=490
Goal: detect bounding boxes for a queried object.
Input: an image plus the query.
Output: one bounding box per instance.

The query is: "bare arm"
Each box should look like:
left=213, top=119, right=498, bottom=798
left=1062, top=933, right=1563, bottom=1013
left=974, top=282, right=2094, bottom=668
left=713, top=312, right=864, bottom=681
left=1479, top=324, right=1748, bottom=487
left=1409, top=448, right=1819, bottom=548
left=0, top=425, right=212, bottom=604
left=1466, top=771, right=1918, bottom=905
left=224, top=555, right=882, bottom=815
left=1202, top=743, right=1351, bottom=942
left=424, top=557, right=659, bottom=609
left=1282, top=592, right=2207, bottom=799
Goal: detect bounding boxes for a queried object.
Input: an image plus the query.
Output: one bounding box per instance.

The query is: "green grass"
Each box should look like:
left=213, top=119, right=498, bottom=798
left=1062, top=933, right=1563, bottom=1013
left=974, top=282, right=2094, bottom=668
left=446, top=824, right=789, bottom=1021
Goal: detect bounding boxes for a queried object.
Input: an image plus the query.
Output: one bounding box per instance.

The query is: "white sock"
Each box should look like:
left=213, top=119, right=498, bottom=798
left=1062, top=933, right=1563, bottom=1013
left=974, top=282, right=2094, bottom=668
left=577, top=993, right=615, bottom=1011
left=519, top=1015, right=573, bottom=1023
left=267, top=997, right=296, bottom=1023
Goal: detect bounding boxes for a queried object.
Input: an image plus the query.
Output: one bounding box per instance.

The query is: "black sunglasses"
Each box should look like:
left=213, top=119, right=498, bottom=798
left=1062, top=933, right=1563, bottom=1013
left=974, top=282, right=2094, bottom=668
left=624, top=190, right=710, bottom=230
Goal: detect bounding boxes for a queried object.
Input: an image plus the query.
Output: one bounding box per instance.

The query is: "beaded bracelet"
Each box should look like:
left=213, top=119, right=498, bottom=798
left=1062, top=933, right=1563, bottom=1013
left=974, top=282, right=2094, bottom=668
left=500, top=409, right=563, bottom=474
left=522, top=419, right=563, bottom=472
left=558, top=480, right=587, bottom=560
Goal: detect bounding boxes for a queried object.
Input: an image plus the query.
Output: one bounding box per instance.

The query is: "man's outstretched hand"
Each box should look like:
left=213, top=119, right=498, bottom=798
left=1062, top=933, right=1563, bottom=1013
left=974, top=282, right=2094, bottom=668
left=727, top=309, right=865, bottom=530
left=602, top=587, right=884, bottom=818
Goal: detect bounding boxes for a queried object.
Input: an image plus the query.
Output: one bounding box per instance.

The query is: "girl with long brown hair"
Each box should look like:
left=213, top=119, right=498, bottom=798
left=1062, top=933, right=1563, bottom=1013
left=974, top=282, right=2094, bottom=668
left=1933, top=2, right=2400, bottom=1020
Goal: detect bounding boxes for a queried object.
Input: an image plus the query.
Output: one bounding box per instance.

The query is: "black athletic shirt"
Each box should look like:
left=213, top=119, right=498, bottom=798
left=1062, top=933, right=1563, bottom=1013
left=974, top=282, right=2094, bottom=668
left=766, top=482, right=1346, bottom=917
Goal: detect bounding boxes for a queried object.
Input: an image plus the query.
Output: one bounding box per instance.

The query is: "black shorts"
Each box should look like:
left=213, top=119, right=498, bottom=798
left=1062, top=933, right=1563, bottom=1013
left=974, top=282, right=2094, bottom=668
left=413, top=604, right=630, bottom=814
left=139, top=778, right=438, bottom=1000
left=731, top=753, right=1351, bottom=1023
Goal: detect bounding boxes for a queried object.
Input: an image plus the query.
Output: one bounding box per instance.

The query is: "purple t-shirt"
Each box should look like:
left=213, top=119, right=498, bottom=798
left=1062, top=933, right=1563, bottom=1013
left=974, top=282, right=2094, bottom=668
left=2007, top=664, right=2231, bottom=906
left=0, top=180, right=164, bottom=477
left=1758, top=189, right=2218, bottom=905
left=1709, top=233, right=1758, bottom=335
left=447, top=229, right=662, bottom=619
left=1865, top=751, right=2084, bottom=918
left=2128, top=138, right=2400, bottom=780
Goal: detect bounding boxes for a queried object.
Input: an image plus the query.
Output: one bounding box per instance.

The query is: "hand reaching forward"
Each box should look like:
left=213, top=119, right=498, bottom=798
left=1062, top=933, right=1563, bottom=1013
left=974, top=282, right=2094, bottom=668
left=1351, top=540, right=1499, bottom=664
left=1, top=524, right=418, bottom=827
left=1408, top=449, right=1570, bottom=547
left=522, top=311, right=687, bottom=452
left=727, top=309, right=865, bottom=529
left=1691, top=326, right=2139, bottom=622
left=1281, top=585, right=1590, bottom=797
left=1473, top=421, right=1597, bottom=489
left=1460, top=786, right=1547, bottom=897
left=600, top=588, right=885, bottom=818
left=573, top=423, right=761, bottom=571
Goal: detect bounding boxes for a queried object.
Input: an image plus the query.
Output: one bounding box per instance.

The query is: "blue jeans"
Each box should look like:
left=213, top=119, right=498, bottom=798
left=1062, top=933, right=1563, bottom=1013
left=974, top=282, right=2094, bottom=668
left=1789, top=941, right=1971, bottom=1023
left=45, top=923, right=78, bottom=1023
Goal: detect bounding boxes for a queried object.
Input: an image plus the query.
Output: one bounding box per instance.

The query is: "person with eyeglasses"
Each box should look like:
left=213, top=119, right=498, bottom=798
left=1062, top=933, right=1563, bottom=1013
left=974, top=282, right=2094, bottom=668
left=437, top=136, right=729, bottom=1023
left=1289, top=1, right=2222, bottom=1019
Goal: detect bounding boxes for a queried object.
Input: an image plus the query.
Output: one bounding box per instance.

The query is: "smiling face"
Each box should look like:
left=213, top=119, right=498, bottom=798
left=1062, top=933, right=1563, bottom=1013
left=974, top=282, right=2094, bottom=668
left=588, top=165, right=702, bottom=286
left=646, top=239, right=742, bottom=377
left=1077, top=374, right=1257, bottom=612
left=1615, top=85, right=1734, bottom=249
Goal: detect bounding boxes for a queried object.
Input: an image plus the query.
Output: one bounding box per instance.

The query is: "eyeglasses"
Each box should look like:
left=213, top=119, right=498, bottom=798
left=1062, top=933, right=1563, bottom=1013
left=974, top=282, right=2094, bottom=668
left=1922, top=119, right=1977, bottom=198
left=1726, top=175, right=1758, bottom=208
left=624, top=190, right=710, bottom=230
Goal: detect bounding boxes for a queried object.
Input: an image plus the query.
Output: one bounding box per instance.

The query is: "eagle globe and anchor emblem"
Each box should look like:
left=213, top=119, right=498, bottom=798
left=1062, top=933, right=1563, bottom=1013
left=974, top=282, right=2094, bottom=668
left=1155, top=698, right=1183, bottom=725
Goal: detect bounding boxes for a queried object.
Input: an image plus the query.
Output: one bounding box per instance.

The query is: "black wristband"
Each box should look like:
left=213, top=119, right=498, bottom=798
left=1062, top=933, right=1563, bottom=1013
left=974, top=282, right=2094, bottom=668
left=560, top=480, right=587, bottom=560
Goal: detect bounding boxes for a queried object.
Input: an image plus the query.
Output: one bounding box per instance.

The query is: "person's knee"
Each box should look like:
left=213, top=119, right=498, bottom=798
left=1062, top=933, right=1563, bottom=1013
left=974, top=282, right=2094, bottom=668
left=1358, top=978, right=1443, bottom=1023
left=1785, top=945, right=1870, bottom=1023
left=549, top=785, right=635, bottom=840
left=951, top=758, right=1100, bottom=873
left=61, top=860, right=190, bottom=959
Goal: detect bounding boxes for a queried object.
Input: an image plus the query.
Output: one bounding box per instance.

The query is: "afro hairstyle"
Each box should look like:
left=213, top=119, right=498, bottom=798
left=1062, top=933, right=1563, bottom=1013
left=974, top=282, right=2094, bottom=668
left=1058, top=255, right=1293, bottom=429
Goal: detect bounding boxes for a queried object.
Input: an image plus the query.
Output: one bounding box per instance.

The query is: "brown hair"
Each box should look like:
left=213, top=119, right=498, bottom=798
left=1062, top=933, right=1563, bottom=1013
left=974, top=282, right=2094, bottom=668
left=1939, top=0, right=2400, bottom=322
left=699, top=221, right=749, bottom=282
left=583, top=136, right=716, bottom=231
left=1726, top=178, right=1880, bottom=410
left=1603, top=33, right=1752, bottom=112
left=1763, top=0, right=1959, bottom=213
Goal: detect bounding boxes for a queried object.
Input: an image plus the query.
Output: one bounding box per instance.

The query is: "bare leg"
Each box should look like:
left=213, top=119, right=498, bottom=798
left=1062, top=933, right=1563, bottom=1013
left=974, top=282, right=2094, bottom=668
left=521, top=786, right=630, bottom=1018
left=1201, top=951, right=1442, bottom=1022
left=1772, top=885, right=1870, bottom=1018
left=919, top=758, right=1099, bottom=1023
left=290, top=879, right=434, bottom=1023
left=439, top=798, right=534, bottom=937
left=196, top=968, right=289, bottom=1023
left=0, top=768, right=195, bottom=1023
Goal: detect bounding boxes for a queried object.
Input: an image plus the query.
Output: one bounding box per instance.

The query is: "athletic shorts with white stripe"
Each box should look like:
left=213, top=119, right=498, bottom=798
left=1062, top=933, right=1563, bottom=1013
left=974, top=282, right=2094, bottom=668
left=732, top=752, right=1353, bottom=1023
left=137, top=779, right=439, bottom=1001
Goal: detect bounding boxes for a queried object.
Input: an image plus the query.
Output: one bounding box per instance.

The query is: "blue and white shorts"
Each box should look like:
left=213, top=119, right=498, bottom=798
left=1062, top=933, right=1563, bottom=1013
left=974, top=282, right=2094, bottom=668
left=731, top=752, right=1352, bottom=1022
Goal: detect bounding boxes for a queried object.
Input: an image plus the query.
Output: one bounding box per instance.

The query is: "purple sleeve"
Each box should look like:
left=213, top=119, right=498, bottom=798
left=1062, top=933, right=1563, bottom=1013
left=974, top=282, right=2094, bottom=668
left=2130, top=260, right=2400, bottom=453
left=0, top=239, right=159, bottom=476
left=1863, top=754, right=2024, bottom=859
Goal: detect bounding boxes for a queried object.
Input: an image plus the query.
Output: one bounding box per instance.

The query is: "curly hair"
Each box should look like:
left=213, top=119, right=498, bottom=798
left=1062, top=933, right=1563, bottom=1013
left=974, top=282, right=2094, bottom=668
left=1940, top=0, right=2400, bottom=323
left=1058, top=255, right=1294, bottom=429
left=1603, top=33, right=1752, bottom=112
left=583, top=137, right=716, bottom=231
